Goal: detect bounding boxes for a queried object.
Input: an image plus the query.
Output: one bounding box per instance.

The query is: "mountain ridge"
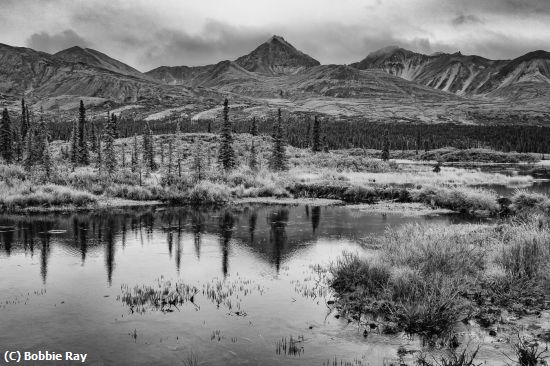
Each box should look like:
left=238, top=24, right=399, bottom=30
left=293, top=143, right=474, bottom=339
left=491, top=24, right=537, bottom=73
left=351, top=46, right=550, bottom=97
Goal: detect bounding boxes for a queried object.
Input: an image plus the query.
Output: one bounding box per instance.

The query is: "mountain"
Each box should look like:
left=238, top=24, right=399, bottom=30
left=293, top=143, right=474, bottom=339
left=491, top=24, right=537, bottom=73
left=1, top=37, right=550, bottom=125
left=0, top=42, right=164, bottom=105
left=146, top=35, right=321, bottom=84
left=54, top=46, right=146, bottom=79
left=351, top=47, right=550, bottom=98
left=234, top=35, right=320, bottom=75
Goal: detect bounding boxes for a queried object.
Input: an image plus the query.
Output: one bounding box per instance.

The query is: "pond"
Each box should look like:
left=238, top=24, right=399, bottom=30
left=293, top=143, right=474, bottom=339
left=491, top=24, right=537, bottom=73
left=0, top=205, right=476, bottom=365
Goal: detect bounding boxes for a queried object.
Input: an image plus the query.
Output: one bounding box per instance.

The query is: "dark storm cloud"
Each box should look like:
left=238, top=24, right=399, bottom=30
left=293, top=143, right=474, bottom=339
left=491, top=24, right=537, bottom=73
left=136, top=20, right=272, bottom=69
left=2, top=0, right=550, bottom=69
left=26, top=30, right=92, bottom=53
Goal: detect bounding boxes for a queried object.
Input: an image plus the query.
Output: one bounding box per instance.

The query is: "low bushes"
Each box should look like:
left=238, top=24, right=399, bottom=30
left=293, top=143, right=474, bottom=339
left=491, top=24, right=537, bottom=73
left=510, top=189, right=550, bottom=213
left=413, top=185, right=499, bottom=214
left=420, top=147, right=539, bottom=163
left=329, top=216, right=550, bottom=340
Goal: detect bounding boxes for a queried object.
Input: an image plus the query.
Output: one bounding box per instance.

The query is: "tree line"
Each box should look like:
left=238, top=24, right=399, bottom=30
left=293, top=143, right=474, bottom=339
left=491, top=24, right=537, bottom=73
left=0, top=98, right=291, bottom=178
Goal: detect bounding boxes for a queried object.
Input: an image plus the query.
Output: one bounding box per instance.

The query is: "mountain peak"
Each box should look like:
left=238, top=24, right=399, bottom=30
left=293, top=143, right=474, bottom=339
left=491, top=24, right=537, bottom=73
left=235, top=36, right=320, bottom=75
left=54, top=46, right=145, bottom=78
left=269, top=35, right=286, bottom=42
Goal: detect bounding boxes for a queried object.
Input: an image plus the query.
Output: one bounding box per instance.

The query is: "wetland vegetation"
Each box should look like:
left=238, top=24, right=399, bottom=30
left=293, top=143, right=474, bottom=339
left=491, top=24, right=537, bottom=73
left=2, top=99, right=550, bottom=365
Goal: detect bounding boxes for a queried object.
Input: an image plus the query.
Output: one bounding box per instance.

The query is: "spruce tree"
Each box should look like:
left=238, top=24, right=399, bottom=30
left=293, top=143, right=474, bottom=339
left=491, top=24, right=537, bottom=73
left=23, top=120, right=34, bottom=171
left=33, top=109, right=47, bottom=164
left=144, top=123, right=156, bottom=171
left=312, top=116, right=321, bottom=153
left=103, top=113, right=117, bottom=175
left=121, top=145, right=126, bottom=168
left=70, top=119, right=79, bottom=166
left=42, top=137, right=52, bottom=179
left=381, top=131, right=390, bottom=161
left=131, top=134, right=139, bottom=173
left=90, top=122, right=98, bottom=153
left=218, top=99, right=235, bottom=170
left=269, top=108, right=288, bottom=171
left=249, top=141, right=258, bottom=171
left=167, top=139, right=173, bottom=175
left=77, top=100, right=89, bottom=165
left=0, top=108, right=13, bottom=163
left=192, top=141, right=204, bottom=182
left=251, top=117, right=258, bottom=136
left=20, top=99, right=28, bottom=141
left=112, top=114, right=119, bottom=138
left=96, top=139, right=103, bottom=175
left=12, top=130, right=22, bottom=162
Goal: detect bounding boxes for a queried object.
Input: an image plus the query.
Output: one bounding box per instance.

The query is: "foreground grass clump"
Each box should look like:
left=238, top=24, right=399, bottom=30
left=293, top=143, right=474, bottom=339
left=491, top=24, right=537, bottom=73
left=0, top=183, right=97, bottom=210
left=413, top=185, right=499, bottom=215
left=510, top=189, right=550, bottom=214
left=329, top=216, right=550, bottom=340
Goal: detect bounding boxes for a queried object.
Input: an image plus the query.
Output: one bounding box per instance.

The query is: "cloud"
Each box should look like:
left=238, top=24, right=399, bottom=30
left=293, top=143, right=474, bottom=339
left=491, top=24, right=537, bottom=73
left=135, top=20, right=272, bottom=68
left=452, top=14, right=483, bottom=26
left=0, top=0, right=549, bottom=70
left=26, top=29, right=92, bottom=53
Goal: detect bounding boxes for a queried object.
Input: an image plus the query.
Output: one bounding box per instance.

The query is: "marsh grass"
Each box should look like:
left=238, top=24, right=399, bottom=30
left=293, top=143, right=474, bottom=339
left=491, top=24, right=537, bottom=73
left=416, top=346, right=481, bottom=366
left=329, top=216, right=550, bottom=340
left=509, top=336, right=549, bottom=366
left=0, top=183, right=97, bottom=210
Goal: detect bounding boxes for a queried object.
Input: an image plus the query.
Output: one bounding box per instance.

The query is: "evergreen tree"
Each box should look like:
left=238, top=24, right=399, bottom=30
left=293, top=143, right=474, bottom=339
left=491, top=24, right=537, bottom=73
left=70, top=119, right=79, bottom=165
left=90, top=122, right=98, bottom=153
left=250, top=117, right=258, bottom=136
left=112, top=114, right=119, bottom=138
left=249, top=141, right=258, bottom=171
left=96, top=139, right=103, bottom=175
left=0, top=108, right=13, bottom=163
left=103, top=113, right=117, bottom=175
left=381, top=130, right=390, bottom=161
left=121, top=144, right=126, bottom=168
left=24, top=131, right=33, bottom=171
left=42, top=137, right=52, bottom=179
left=192, top=141, right=204, bottom=182
left=312, top=116, right=321, bottom=152
left=269, top=108, right=288, bottom=171
left=131, top=134, right=139, bottom=173
left=167, top=139, right=173, bottom=175
left=20, top=99, right=28, bottom=141
left=33, top=109, right=47, bottom=164
left=13, top=130, right=22, bottom=163
left=142, top=123, right=156, bottom=171
left=218, top=99, right=235, bottom=170
left=77, top=100, right=89, bottom=165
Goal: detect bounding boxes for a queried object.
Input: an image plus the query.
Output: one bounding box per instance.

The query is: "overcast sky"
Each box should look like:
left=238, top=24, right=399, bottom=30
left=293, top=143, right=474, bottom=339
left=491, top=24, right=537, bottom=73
left=1, top=0, right=550, bottom=71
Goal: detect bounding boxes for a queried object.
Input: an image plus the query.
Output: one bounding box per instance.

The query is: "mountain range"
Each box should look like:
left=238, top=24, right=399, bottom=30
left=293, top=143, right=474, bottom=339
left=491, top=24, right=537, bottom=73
left=0, top=35, right=549, bottom=124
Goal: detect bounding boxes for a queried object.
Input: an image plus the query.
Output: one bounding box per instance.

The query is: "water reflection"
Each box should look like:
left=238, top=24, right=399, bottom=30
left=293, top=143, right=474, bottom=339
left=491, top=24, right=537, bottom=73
left=0, top=205, right=464, bottom=283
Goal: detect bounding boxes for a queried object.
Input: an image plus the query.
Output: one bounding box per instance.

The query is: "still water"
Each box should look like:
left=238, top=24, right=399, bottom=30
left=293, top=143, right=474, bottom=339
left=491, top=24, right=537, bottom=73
left=0, top=205, right=465, bottom=365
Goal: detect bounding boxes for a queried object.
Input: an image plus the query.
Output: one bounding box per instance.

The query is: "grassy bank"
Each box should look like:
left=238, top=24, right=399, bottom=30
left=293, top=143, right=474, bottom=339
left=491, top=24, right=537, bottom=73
left=328, top=214, right=550, bottom=344
left=0, top=133, right=541, bottom=214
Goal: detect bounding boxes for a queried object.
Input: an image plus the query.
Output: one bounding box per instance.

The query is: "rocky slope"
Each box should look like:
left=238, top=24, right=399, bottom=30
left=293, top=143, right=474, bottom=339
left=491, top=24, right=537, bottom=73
left=351, top=46, right=550, bottom=98
left=0, top=43, right=166, bottom=104
left=234, top=35, right=320, bottom=75
left=54, top=46, right=147, bottom=79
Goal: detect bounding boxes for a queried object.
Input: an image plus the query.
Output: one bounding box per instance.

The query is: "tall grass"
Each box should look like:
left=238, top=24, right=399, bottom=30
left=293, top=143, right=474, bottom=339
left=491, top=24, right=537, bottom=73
left=0, top=183, right=97, bottom=210
left=329, top=216, right=550, bottom=339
